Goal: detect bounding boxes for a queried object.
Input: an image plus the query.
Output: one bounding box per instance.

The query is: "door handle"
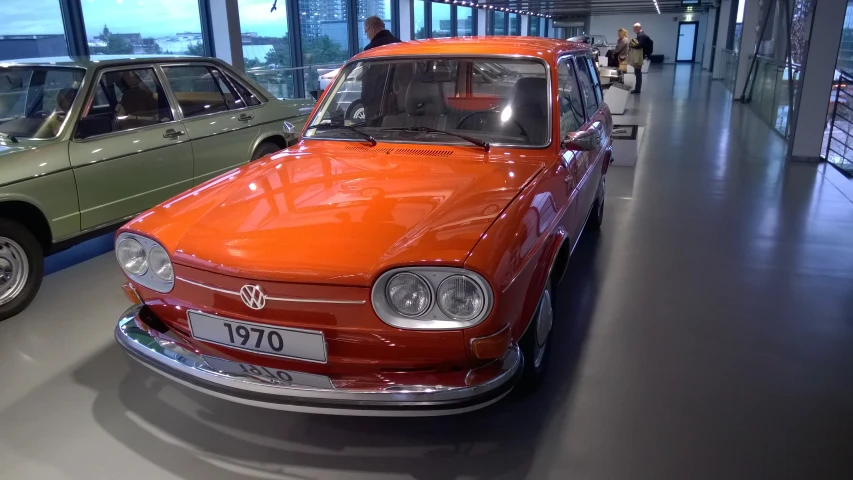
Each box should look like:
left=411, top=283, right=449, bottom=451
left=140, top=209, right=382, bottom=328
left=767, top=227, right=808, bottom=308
left=163, top=128, right=185, bottom=139
left=238, top=113, right=254, bottom=122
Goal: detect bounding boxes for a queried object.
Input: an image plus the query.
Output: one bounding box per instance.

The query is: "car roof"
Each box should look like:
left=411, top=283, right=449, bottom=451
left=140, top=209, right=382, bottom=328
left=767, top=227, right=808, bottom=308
left=354, top=37, right=589, bottom=64
left=0, top=55, right=209, bottom=69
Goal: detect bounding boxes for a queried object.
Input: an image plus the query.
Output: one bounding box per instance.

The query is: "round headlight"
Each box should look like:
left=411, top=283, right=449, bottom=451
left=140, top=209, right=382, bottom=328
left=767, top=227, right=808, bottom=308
left=148, top=245, right=173, bottom=282
left=437, top=275, right=484, bottom=320
left=386, top=273, right=431, bottom=317
left=116, top=238, right=148, bottom=276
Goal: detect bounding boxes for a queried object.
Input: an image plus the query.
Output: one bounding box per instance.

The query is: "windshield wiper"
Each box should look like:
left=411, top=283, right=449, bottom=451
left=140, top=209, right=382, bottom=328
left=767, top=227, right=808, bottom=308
left=380, top=126, right=490, bottom=152
left=0, top=132, right=18, bottom=143
left=305, top=123, right=376, bottom=146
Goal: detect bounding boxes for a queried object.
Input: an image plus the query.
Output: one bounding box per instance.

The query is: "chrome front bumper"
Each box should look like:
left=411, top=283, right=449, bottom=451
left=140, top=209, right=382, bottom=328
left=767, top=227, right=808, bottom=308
left=115, top=305, right=523, bottom=416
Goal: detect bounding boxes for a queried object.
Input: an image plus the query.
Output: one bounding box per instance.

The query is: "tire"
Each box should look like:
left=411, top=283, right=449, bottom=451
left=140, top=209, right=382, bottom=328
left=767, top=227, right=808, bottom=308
left=0, top=219, right=44, bottom=321
left=587, top=176, right=605, bottom=231
left=518, top=278, right=554, bottom=390
left=251, top=141, right=283, bottom=161
left=346, top=101, right=365, bottom=122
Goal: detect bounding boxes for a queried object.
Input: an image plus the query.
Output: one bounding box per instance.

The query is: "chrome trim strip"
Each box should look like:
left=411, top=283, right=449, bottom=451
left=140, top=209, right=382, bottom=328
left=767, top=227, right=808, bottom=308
left=115, top=305, right=522, bottom=416
left=176, top=276, right=367, bottom=305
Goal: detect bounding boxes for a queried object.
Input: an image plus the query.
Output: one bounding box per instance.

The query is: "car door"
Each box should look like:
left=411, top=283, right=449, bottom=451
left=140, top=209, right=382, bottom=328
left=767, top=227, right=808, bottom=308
left=573, top=55, right=606, bottom=218
left=68, top=65, right=193, bottom=230
left=556, top=57, right=590, bottom=245
left=160, top=63, right=261, bottom=185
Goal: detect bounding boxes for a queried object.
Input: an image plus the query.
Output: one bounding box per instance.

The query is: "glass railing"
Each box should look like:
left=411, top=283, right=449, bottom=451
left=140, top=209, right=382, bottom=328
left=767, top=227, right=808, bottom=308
left=719, top=48, right=739, bottom=93
left=745, top=55, right=801, bottom=138
left=823, top=69, right=853, bottom=175
left=245, top=62, right=344, bottom=100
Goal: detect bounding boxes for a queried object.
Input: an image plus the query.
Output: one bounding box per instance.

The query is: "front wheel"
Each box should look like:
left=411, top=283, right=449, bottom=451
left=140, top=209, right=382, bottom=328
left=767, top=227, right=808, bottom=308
left=0, top=219, right=44, bottom=321
left=251, top=141, right=283, bottom=161
left=346, top=101, right=365, bottom=121
left=518, top=278, right=554, bottom=390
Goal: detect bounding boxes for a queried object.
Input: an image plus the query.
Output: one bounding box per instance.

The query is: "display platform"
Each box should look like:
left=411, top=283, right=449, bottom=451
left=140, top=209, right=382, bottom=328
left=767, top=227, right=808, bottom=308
left=604, top=82, right=631, bottom=115
left=611, top=124, right=645, bottom=167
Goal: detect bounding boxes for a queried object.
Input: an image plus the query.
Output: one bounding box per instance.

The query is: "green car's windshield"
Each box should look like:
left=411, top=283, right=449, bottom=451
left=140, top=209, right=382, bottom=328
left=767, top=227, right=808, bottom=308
left=0, top=66, right=85, bottom=139
left=305, top=57, right=550, bottom=147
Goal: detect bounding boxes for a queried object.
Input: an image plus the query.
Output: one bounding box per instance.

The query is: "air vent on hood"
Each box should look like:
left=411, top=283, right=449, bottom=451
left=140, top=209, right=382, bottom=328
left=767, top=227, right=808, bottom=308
left=343, top=145, right=394, bottom=154
left=393, top=148, right=453, bottom=157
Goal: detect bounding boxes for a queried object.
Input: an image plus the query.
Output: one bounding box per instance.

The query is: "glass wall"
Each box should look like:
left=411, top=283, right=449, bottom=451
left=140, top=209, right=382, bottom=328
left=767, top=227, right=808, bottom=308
left=431, top=2, right=451, bottom=38
left=82, top=0, right=205, bottom=56
left=297, top=0, right=350, bottom=96
left=358, top=0, right=394, bottom=50
left=238, top=0, right=295, bottom=99
left=414, top=0, right=427, bottom=39
left=1, top=0, right=67, bottom=60
left=491, top=11, right=507, bottom=35
left=508, top=13, right=519, bottom=35
left=529, top=16, right=541, bottom=37
left=457, top=6, right=474, bottom=36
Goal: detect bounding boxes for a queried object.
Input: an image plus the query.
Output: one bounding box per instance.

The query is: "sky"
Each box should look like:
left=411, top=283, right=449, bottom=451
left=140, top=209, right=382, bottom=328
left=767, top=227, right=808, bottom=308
left=3, top=0, right=290, bottom=40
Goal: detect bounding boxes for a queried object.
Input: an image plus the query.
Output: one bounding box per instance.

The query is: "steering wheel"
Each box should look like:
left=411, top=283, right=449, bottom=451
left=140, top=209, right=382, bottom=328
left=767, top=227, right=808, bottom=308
left=456, top=110, right=530, bottom=140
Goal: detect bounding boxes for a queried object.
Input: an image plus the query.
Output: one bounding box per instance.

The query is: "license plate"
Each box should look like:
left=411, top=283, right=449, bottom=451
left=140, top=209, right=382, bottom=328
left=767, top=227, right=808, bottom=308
left=202, top=356, right=333, bottom=389
left=188, top=310, right=327, bottom=363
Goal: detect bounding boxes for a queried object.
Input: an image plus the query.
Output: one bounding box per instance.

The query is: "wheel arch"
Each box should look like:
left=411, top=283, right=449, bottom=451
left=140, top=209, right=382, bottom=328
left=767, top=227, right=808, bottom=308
left=250, top=132, right=294, bottom=159
left=0, top=200, right=53, bottom=253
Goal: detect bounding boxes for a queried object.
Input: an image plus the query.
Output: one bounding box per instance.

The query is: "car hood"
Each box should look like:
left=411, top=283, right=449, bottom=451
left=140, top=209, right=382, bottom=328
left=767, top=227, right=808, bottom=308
left=127, top=143, right=542, bottom=286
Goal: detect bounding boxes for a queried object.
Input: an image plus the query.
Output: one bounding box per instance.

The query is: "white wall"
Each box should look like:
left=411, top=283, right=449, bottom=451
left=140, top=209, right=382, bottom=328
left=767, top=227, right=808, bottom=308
left=713, top=0, right=732, bottom=78
left=589, top=12, right=709, bottom=64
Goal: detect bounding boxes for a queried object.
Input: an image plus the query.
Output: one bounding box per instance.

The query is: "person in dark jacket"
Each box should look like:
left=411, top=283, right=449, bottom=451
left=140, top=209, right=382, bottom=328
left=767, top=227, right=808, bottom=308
left=364, top=16, right=400, bottom=51
left=632, top=23, right=653, bottom=94
left=361, top=17, right=401, bottom=124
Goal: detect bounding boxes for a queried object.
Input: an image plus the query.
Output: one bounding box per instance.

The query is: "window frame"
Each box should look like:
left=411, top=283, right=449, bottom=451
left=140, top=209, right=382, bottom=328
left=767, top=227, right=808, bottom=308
left=71, top=63, right=180, bottom=142
left=556, top=56, right=587, bottom=139
left=572, top=55, right=599, bottom=118
left=584, top=55, right=604, bottom=106
left=157, top=61, right=259, bottom=120
left=0, top=64, right=87, bottom=141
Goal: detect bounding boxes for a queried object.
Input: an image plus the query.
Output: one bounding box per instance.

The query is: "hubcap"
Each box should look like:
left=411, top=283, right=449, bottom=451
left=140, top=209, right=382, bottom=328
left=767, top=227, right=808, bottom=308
left=353, top=107, right=365, bottom=120
left=0, top=237, right=29, bottom=306
left=533, top=288, right=553, bottom=368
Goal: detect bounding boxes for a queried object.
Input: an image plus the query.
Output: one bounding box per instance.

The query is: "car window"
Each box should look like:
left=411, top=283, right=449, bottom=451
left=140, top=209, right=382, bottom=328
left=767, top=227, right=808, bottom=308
left=306, top=57, right=549, bottom=147
left=574, top=57, right=598, bottom=118
left=584, top=56, right=604, bottom=105
left=225, top=72, right=262, bottom=106
left=0, top=66, right=85, bottom=139
left=162, top=65, right=242, bottom=118
left=75, top=67, right=173, bottom=140
left=557, top=59, right=585, bottom=137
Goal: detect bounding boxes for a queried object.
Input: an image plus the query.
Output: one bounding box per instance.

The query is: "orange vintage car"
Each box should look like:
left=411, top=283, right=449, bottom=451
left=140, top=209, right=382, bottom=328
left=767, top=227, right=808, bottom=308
left=113, top=37, right=613, bottom=416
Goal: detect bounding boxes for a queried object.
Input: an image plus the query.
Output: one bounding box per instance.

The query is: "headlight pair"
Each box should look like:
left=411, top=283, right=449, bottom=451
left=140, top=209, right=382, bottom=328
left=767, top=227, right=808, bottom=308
left=372, top=267, right=493, bottom=330
left=115, top=232, right=174, bottom=293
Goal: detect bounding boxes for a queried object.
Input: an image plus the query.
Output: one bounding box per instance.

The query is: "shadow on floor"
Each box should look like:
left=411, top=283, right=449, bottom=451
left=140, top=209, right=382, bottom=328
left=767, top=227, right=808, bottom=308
left=65, top=232, right=606, bottom=480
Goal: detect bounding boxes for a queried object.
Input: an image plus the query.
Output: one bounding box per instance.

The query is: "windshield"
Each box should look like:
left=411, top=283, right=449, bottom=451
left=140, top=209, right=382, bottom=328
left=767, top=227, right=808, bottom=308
left=305, top=57, right=550, bottom=147
left=0, top=66, right=85, bottom=140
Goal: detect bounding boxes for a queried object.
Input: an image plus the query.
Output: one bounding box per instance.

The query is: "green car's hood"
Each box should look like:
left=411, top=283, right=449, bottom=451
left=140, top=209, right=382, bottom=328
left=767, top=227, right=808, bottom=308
left=0, top=143, right=30, bottom=158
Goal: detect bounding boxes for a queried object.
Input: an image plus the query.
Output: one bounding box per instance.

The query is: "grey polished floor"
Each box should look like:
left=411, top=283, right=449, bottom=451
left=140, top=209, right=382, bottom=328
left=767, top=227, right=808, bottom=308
left=2, top=65, right=852, bottom=479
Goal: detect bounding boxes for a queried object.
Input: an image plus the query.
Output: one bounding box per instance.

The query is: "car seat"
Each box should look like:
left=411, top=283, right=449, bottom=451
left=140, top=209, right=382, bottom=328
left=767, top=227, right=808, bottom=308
left=506, top=77, right=548, bottom=145
left=118, top=87, right=161, bottom=129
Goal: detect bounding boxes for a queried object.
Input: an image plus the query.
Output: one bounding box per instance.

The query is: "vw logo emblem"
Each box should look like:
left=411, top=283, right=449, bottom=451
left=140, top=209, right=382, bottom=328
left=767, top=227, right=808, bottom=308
left=240, top=284, right=266, bottom=310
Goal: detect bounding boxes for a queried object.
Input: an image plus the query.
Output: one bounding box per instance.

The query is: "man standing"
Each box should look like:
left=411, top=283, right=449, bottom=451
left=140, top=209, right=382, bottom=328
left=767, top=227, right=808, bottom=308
left=363, top=16, right=400, bottom=51
left=631, top=23, right=653, bottom=94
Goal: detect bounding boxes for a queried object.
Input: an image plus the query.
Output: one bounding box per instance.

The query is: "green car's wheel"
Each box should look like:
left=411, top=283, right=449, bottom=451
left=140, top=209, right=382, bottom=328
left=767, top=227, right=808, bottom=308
left=251, top=141, right=283, bottom=161
left=0, top=219, right=44, bottom=321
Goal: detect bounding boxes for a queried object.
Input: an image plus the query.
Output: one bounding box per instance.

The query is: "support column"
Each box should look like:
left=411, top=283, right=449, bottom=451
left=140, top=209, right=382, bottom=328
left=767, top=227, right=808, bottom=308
left=713, top=0, right=735, bottom=78
left=734, top=0, right=762, bottom=96
left=208, top=0, right=244, bottom=71
left=477, top=4, right=487, bottom=37
left=703, top=6, right=717, bottom=70
left=521, top=15, right=529, bottom=36
left=789, top=0, right=847, bottom=161
left=398, top=0, right=412, bottom=41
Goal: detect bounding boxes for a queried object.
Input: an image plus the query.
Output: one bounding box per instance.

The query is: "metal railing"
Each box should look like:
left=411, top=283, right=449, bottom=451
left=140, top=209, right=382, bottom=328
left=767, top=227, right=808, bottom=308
left=823, top=70, right=853, bottom=175
left=720, top=48, right=739, bottom=93
left=245, top=62, right=344, bottom=100
left=745, top=55, right=802, bottom=138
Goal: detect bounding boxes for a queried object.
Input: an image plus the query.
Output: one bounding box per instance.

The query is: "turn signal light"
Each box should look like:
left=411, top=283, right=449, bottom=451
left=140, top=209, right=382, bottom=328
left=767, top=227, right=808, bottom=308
left=122, top=283, right=142, bottom=305
left=470, top=324, right=511, bottom=360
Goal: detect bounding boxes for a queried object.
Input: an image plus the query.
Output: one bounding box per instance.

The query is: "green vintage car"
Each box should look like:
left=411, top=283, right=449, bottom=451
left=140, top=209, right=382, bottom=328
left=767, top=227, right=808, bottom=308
left=0, top=55, right=314, bottom=320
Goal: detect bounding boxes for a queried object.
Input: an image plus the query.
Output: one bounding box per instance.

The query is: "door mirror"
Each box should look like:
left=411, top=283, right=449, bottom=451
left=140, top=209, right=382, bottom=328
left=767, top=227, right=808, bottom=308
left=562, top=129, right=599, bottom=151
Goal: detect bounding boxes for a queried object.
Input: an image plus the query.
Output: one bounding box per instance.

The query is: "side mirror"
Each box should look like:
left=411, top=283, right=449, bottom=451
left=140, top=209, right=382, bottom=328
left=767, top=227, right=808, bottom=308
left=562, top=129, right=600, bottom=151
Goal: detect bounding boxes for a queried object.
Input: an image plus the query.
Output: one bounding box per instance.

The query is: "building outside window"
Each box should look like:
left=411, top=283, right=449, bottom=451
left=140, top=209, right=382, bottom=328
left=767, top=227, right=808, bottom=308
left=1, top=0, right=67, bottom=60
left=358, top=0, right=394, bottom=50
left=297, top=0, right=350, bottom=97
left=414, top=0, right=427, bottom=39
left=81, top=0, right=205, bottom=56
left=508, top=13, right=519, bottom=35
left=490, top=11, right=507, bottom=36
left=529, top=16, right=541, bottom=37
left=237, top=0, right=297, bottom=99
left=432, top=2, right=451, bottom=38
left=457, top=6, right=474, bottom=36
